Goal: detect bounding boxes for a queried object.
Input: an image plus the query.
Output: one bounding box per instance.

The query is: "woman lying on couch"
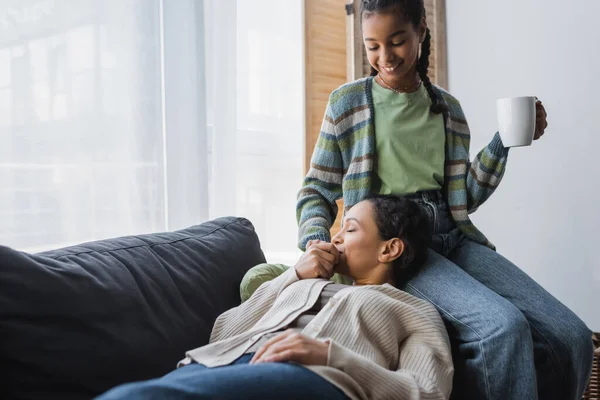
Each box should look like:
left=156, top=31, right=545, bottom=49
left=97, top=195, right=453, bottom=400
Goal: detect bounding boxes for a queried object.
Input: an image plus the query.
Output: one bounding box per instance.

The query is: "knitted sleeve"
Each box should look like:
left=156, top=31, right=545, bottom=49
left=209, top=267, right=299, bottom=343
left=327, top=339, right=453, bottom=400
left=296, top=99, right=344, bottom=250
left=240, top=263, right=353, bottom=303
left=466, top=132, right=510, bottom=212
left=456, top=104, right=510, bottom=212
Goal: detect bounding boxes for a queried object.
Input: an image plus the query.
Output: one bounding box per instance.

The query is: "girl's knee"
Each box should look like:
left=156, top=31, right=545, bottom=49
left=553, top=319, right=593, bottom=369
left=492, top=304, right=530, bottom=340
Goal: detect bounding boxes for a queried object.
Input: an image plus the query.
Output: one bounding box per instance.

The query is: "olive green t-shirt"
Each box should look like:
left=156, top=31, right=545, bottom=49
left=371, top=81, right=445, bottom=195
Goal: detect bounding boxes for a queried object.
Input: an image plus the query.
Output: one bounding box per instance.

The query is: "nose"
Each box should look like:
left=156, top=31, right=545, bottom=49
left=332, top=232, right=343, bottom=246
left=380, top=47, right=395, bottom=64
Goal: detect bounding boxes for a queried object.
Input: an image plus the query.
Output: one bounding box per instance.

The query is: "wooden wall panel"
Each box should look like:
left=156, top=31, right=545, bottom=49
left=305, top=0, right=347, bottom=237
left=425, top=0, right=448, bottom=89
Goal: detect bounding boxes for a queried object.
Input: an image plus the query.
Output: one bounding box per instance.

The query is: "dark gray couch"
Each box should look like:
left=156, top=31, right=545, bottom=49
left=0, top=217, right=266, bottom=400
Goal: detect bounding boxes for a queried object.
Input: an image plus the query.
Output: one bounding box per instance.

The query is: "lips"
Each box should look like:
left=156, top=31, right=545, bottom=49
left=379, top=61, right=401, bottom=74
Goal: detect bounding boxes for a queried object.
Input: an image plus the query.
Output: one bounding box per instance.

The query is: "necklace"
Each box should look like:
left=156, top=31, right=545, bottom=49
left=376, top=74, right=422, bottom=94
left=376, top=74, right=422, bottom=106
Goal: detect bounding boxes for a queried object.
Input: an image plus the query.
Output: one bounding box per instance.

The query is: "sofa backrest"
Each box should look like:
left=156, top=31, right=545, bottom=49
left=0, top=217, right=265, bottom=400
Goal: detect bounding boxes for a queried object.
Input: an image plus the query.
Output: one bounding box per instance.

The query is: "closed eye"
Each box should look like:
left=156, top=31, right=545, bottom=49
left=367, top=41, right=404, bottom=51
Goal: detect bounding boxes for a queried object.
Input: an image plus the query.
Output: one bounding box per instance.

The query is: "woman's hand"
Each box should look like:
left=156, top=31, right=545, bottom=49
left=250, top=330, right=330, bottom=366
left=534, top=98, right=548, bottom=140
left=294, top=240, right=340, bottom=280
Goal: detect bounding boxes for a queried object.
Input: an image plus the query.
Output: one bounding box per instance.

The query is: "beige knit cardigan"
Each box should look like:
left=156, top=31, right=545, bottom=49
left=179, top=268, right=454, bottom=400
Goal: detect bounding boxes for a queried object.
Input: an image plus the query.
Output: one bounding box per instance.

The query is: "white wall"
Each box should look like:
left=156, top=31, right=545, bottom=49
left=446, top=0, right=600, bottom=330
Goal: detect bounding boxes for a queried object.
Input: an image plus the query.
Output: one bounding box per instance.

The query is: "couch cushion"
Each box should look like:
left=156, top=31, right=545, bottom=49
left=0, top=217, right=265, bottom=400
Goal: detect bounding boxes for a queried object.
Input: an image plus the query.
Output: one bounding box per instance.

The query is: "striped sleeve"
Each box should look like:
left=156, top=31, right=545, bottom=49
left=455, top=104, right=510, bottom=212
left=296, top=100, right=344, bottom=250
left=466, top=132, right=510, bottom=212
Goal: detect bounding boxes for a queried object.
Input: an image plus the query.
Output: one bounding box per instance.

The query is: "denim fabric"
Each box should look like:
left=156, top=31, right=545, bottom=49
left=95, top=353, right=349, bottom=400
left=402, top=191, right=594, bottom=400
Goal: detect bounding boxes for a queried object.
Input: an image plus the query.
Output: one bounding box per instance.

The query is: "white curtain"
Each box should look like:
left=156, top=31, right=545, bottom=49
left=0, top=0, right=304, bottom=264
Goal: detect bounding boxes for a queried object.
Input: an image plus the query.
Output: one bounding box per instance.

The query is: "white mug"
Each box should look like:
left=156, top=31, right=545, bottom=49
left=496, top=96, right=536, bottom=147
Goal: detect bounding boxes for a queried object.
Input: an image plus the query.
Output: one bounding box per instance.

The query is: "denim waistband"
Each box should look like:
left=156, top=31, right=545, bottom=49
left=403, top=190, right=457, bottom=243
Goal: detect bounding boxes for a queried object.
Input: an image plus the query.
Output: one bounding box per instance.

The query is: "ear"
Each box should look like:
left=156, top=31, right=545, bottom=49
left=418, top=17, right=427, bottom=43
left=378, top=238, right=405, bottom=264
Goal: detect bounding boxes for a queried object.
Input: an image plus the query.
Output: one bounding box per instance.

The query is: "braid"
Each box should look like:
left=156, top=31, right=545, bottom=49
left=418, top=27, right=447, bottom=114
left=362, top=0, right=447, bottom=115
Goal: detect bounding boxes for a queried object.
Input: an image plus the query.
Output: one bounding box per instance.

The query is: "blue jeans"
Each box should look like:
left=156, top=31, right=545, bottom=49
left=96, top=353, right=349, bottom=400
left=403, top=191, right=594, bottom=400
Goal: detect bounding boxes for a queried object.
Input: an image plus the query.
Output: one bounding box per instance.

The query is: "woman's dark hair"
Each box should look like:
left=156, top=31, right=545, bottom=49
left=360, top=0, right=447, bottom=114
left=365, top=194, right=432, bottom=285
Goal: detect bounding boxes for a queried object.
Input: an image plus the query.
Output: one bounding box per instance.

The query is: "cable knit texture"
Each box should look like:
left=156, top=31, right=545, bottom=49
left=179, top=268, right=453, bottom=400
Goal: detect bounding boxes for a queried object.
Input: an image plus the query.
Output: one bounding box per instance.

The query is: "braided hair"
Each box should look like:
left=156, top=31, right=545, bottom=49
left=360, top=0, right=447, bottom=114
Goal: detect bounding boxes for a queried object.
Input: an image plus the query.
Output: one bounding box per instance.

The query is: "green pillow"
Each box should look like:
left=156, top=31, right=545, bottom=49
left=240, top=263, right=353, bottom=302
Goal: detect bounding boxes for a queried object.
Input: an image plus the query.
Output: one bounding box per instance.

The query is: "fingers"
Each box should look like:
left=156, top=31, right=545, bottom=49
left=311, top=247, right=337, bottom=267
left=317, top=259, right=333, bottom=279
left=311, top=242, right=340, bottom=264
left=534, top=101, right=548, bottom=140
left=250, top=330, right=294, bottom=364
left=541, top=105, right=548, bottom=129
left=311, top=249, right=337, bottom=278
left=302, top=240, right=340, bottom=279
left=257, top=341, right=297, bottom=363
left=535, top=114, right=543, bottom=139
left=259, top=349, right=298, bottom=363
left=536, top=104, right=547, bottom=121
left=251, top=331, right=303, bottom=364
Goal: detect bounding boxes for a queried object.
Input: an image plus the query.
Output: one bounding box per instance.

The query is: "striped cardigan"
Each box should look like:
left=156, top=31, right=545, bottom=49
left=180, top=267, right=454, bottom=400
left=297, top=76, right=509, bottom=250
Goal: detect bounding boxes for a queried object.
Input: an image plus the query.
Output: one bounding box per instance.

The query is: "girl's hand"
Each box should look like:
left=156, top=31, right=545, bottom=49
left=250, top=330, right=330, bottom=366
left=534, top=99, right=548, bottom=140
left=295, top=240, right=339, bottom=280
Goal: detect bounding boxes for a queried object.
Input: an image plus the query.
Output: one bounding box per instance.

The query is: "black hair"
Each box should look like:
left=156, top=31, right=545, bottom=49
left=360, top=0, right=447, bottom=114
left=364, top=194, right=431, bottom=285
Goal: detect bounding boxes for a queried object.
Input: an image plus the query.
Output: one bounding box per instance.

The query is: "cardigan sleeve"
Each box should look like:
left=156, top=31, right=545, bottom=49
left=327, top=335, right=453, bottom=400
left=296, top=99, right=344, bottom=250
left=240, top=263, right=353, bottom=303
left=458, top=104, right=510, bottom=213
left=209, top=267, right=300, bottom=343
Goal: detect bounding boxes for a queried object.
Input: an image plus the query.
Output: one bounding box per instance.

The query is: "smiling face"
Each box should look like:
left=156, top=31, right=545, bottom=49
left=362, top=6, right=426, bottom=88
left=331, top=200, right=404, bottom=285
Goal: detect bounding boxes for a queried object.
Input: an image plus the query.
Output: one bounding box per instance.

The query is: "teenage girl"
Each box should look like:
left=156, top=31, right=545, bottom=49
left=296, top=0, right=593, bottom=398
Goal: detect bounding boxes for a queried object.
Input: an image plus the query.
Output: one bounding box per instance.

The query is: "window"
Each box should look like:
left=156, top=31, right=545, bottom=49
left=0, top=0, right=304, bottom=264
